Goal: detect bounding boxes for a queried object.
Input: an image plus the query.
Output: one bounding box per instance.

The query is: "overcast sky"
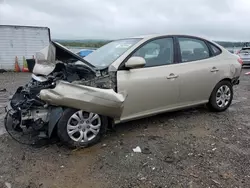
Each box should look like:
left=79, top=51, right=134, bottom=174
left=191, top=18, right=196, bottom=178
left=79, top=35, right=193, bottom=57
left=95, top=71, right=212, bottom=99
left=0, top=0, right=250, bottom=41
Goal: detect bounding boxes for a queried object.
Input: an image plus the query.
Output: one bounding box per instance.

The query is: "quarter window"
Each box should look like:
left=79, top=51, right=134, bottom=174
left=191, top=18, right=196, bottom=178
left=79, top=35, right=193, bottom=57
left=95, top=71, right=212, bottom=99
left=209, top=43, right=222, bottom=55
left=131, top=38, right=174, bottom=68
left=178, top=37, right=210, bottom=62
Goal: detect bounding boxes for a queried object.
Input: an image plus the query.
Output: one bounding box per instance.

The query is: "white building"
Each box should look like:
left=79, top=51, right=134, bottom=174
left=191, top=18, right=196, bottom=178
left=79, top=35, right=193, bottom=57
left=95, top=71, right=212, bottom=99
left=0, top=25, right=50, bottom=70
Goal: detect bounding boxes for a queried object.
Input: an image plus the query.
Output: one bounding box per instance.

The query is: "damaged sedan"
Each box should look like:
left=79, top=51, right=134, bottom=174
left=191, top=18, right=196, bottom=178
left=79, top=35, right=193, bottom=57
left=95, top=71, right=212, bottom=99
left=5, top=35, right=242, bottom=147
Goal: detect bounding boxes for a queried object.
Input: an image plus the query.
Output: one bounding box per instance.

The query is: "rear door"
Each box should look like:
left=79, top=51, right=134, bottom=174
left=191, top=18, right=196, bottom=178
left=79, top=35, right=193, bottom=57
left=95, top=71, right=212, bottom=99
left=117, top=37, right=180, bottom=121
left=175, top=37, right=222, bottom=106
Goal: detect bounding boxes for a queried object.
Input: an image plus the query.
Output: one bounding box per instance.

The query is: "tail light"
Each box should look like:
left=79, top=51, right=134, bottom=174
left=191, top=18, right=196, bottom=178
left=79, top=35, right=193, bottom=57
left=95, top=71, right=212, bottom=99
left=237, top=58, right=243, bottom=65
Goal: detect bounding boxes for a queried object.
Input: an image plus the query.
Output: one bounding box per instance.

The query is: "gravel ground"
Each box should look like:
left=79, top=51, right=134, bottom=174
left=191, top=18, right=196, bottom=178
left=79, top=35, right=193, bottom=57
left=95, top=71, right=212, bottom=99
left=0, top=70, right=250, bottom=188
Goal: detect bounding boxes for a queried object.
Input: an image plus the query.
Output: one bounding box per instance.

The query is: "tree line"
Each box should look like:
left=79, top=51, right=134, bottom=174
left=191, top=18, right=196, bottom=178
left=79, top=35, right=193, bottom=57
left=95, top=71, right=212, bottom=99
left=57, top=40, right=250, bottom=49
left=57, top=41, right=111, bottom=48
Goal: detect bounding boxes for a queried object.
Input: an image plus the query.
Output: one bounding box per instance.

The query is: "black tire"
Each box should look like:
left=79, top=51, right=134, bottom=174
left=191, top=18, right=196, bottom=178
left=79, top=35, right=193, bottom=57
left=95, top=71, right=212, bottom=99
left=57, top=108, right=108, bottom=148
left=207, top=80, right=233, bottom=112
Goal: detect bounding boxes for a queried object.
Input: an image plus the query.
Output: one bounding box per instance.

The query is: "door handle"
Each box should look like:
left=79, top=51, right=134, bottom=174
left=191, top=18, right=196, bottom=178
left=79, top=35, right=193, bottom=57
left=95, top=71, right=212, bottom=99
left=167, top=73, right=179, bottom=79
left=210, top=67, right=219, bottom=72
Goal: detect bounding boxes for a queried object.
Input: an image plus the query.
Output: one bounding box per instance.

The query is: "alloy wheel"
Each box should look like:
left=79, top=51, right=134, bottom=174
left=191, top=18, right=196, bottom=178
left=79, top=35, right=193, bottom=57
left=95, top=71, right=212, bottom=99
left=216, top=85, right=231, bottom=108
left=66, top=111, right=101, bottom=143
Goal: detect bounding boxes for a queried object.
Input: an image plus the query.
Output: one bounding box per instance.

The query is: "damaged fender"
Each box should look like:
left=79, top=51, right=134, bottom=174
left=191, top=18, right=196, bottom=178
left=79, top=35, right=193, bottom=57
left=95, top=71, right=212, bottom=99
left=40, top=81, right=127, bottom=118
left=48, top=107, right=63, bottom=137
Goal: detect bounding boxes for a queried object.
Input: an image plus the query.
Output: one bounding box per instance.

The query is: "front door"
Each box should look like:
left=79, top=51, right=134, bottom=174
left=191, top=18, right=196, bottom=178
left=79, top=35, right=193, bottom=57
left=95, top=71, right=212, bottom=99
left=117, top=37, right=180, bottom=121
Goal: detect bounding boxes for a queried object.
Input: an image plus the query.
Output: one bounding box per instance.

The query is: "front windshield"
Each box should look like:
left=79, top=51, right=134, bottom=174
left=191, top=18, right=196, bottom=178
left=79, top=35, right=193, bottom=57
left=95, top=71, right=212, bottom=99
left=84, top=38, right=141, bottom=68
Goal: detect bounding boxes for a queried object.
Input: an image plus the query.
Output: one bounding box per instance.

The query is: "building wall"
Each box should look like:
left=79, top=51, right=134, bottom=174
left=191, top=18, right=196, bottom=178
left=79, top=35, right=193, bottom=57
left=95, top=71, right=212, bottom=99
left=0, top=25, right=50, bottom=70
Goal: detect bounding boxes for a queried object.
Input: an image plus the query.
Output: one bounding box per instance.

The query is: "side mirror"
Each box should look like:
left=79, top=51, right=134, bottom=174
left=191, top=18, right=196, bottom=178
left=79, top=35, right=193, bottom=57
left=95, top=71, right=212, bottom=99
left=125, top=56, right=146, bottom=69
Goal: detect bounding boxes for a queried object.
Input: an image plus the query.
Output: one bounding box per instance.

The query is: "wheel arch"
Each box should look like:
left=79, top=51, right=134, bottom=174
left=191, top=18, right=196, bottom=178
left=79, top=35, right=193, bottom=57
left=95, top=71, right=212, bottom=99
left=218, top=78, right=232, bottom=84
left=207, top=78, right=233, bottom=112
left=208, top=78, right=232, bottom=100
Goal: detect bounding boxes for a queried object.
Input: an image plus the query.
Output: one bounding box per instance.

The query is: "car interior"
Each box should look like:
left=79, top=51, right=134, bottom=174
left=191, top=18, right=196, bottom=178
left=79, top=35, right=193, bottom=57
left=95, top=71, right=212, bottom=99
left=133, top=40, right=173, bottom=67
left=181, top=48, right=209, bottom=62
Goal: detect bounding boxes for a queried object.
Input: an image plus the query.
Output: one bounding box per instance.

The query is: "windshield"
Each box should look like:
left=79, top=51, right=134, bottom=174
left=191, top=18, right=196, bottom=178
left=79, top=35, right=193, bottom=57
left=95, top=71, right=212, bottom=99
left=84, top=38, right=141, bottom=68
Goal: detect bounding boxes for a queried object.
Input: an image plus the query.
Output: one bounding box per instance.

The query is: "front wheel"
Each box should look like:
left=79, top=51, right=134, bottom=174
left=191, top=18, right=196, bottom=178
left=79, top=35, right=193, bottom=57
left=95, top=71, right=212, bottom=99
left=207, top=80, right=233, bottom=112
left=57, top=108, right=108, bottom=148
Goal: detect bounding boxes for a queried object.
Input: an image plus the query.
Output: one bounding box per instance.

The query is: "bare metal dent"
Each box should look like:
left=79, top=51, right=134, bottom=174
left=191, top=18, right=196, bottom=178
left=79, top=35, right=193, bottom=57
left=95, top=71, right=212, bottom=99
left=40, top=81, right=127, bottom=118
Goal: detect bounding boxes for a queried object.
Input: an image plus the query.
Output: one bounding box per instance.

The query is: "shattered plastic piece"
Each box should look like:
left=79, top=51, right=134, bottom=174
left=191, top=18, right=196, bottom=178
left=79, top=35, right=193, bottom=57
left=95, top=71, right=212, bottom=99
left=0, top=88, right=7, bottom=92
left=133, top=146, right=142, bottom=153
left=212, top=148, right=217, bottom=151
left=152, top=167, right=156, bottom=171
left=60, top=165, right=64, bottom=168
left=102, top=144, right=107, bottom=147
left=140, top=177, right=146, bottom=181
left=5, top=182, right=11, bottom=188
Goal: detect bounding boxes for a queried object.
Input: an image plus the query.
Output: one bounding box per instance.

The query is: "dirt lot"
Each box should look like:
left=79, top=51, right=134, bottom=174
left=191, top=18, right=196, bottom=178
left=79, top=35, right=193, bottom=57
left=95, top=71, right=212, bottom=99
left=0, top=70, right=250, bottom=188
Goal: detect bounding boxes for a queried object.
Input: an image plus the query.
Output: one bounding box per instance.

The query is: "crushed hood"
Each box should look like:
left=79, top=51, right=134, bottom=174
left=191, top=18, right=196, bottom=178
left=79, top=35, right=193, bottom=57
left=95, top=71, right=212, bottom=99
left=33, top=41, right=96, bottom=76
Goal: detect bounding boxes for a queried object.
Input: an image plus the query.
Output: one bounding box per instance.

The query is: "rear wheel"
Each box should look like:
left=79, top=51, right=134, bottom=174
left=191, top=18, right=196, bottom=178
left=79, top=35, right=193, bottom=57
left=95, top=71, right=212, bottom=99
left=207, top=80, right=233, bottom=112
left=57, top=108, right=108, bottom=148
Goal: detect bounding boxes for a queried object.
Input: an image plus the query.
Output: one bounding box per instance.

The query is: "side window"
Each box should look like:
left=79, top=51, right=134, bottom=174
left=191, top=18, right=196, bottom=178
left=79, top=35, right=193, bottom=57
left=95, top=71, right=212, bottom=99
left=209, top=43, right=222, bottom=55
left=178, top=37, right=210, bottom=62
left=132, top=38, right=174, bottom=68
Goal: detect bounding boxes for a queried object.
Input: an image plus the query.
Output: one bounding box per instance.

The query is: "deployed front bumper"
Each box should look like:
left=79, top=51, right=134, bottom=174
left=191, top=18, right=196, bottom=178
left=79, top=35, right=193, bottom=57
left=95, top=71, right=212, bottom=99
left=40, top=81, right=127, bottom=118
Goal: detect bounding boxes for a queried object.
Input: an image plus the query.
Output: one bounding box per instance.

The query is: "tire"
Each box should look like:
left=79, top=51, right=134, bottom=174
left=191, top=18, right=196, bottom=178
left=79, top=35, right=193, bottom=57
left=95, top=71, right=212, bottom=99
left=207, top=80, right=233, bottom=112
left=57, top=108, right=108, bottom=148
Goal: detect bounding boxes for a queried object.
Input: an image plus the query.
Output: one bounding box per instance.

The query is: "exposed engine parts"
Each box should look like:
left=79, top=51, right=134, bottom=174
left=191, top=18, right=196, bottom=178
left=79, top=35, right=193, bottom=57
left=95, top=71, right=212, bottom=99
left=4, top=41, right=123, bottom=147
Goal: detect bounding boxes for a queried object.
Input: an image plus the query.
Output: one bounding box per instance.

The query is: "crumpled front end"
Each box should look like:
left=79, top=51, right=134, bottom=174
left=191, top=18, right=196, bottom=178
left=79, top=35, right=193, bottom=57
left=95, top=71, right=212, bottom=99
left=32, top=43, right=56, bottom=76
left=40, top=81, right=127, bottom=118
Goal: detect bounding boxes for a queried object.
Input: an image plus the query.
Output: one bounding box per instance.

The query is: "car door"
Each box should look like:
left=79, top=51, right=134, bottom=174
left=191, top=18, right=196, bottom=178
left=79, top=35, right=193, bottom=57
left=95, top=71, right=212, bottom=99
left=116, top=37, right=180, bottom=121
left=175, top=37, right=221, bottom=106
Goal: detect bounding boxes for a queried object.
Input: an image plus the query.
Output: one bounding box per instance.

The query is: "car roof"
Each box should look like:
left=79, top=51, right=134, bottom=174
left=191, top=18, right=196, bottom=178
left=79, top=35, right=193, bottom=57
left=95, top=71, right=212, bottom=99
left=127, top=34, right=211, bottom=40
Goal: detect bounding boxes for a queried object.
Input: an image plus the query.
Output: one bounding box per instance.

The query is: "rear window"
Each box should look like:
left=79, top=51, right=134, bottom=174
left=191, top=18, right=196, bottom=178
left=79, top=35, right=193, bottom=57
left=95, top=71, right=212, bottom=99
left=240, top=48, right=250, bottom=53
left=209, top=43, right=222, bottom=55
